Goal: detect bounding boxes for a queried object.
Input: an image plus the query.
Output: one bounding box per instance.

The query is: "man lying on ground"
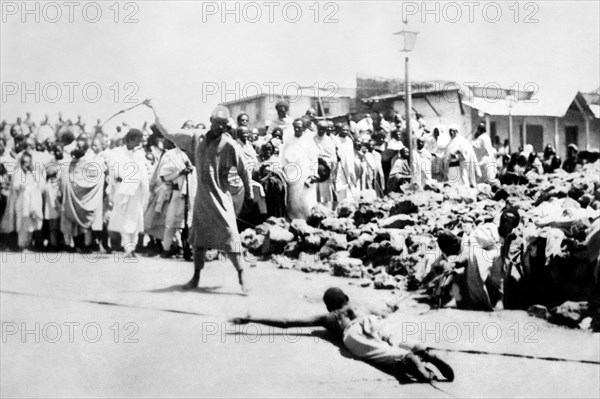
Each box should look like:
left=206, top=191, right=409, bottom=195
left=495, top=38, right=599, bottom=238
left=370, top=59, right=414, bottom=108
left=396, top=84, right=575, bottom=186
left=231, top=287, right=454, bottom=383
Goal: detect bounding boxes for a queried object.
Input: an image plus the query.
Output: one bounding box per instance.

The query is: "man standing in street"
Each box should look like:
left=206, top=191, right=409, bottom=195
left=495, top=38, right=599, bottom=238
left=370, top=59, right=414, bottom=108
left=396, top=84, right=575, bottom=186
left=145, top=100, right=253, bottom=293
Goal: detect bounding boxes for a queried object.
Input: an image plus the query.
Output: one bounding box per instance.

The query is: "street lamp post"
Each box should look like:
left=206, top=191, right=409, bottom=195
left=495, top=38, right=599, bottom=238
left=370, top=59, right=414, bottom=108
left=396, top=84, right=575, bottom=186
left=506, top=93, right=515, bottom=153
left=394, top=26, right=418, bottom=176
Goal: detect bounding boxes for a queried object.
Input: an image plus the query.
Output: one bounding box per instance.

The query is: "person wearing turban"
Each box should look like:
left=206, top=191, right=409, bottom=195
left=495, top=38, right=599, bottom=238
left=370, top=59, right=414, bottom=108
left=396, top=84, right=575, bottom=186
left=562, top=143, right=580, bottom=173
left=471, top=123, right=499, bottom=184
left=106, top=128, right=149, bottom=258
left=281, top=118, right=319, bottom=220
left=145, top=101, right=253, bottom=293
left=444, top=124, right=480, bottom=187
left=266, top=100, right=294, bottom=144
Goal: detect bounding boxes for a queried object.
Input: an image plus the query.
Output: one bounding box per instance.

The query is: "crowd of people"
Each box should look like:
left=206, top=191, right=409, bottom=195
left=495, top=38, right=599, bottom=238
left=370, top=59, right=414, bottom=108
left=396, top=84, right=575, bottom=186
left=0, top=100, right=588, bottom=259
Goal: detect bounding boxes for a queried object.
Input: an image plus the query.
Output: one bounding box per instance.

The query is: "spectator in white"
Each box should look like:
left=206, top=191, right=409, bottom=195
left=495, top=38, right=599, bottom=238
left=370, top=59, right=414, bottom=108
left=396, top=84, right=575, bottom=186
left=90, top=135, right=112, bottom=252
left=437, top=208, right=521, bottom=311
left=388, top=147, right=411, bottom=192
left=18, top=136, right=53, bottom=179
left=42, top=159, right=62, bottom=251
left=380, top=128, right=404, bottom=184
left=334, top=124, right=357, bottom=202
left=236, top=127, right=259, bottom=166
left=15, top=117, right=30, bottom=135
left=24, top=112, right=36, bottom=132
left=237, top=113, right=250, bottom=128
left=281, top=118, right=319, bottom=220
left=4, top=124, right=21, bottom=155
left=327, top=121, right=336, bottom=137
left=143, top=130, right=170, bottom=256
left=93, top=118, right=103, bottom=135
left=522, top=144, right=544, bottom=175
left=237, top=126, right=265, bottom=218
left=141, top=121, right=154, bottom=147
left=314, top=121, right=337, bottom=208
left=562, top=144, right=580, bottom=173
left=367, top=138, right=385, bottom=197
left=425, top=126, right=444, bottom=181
left=60, top=138, right=105, bottom=252
left=267, top=126, right=283, bottom=152
left=542, top=145, right=562, bottom=173
left=159, top=138, right=195, bottom=258
left=412, top=137, right=432, bottom=188
left=376, top=112, right=392, bottom=135
left=249, top=128, right=260, bottom=151
left=13, top=152, right=44, bottom=249
left=356, top=138, right=385, bottom=197
left=0, top=138, right=16, bottom=238
left=229, top=126, right=259, bottom=216
left=114, top=125, right=124, bottom=142
left=444, top=124, right=480, bottom=187
left=356, top=113, right=374, bottom=139
left=392, top=110, right=404, bottom=130
left=59, top=118, right=82, bottom=139
left=305, top=108, right=318, bottom=132
left=344, top=113, right=358, bottom=139
left=37, top=115, right=55, bottom=144
left=107, top=128, right=149, bottom=258
left=75, top=114, right=86, bottom=131
left=414, top=113, right=427, bottom=137
left=471, top=123, right=498, bottom=184
left=267, top=100, right=294, bottom=140
left=386, top=128, right=405, bottom=152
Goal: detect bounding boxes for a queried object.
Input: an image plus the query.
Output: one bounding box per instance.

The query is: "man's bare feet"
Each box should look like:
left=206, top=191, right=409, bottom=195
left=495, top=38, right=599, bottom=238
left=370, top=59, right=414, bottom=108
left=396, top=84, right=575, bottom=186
left=424, top=353, right=454, bottom=382
left=205, top=249, right=219, bottom=261
left=442, top=298, right=457, bottom=308
left=181, top=278, right=199, bottom=290
left=238, top=270, right=249, bottom=294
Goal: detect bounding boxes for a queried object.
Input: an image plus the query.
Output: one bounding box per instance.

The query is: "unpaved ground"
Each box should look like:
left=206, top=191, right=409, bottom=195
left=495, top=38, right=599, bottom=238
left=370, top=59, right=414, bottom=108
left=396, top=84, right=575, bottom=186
left=1, top=251, right=599, bottom=398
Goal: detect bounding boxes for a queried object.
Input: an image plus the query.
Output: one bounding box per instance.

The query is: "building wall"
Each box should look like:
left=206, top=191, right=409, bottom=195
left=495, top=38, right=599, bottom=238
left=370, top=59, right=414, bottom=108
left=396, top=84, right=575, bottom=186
left=222, top=98, right=263, bottom=128
left=390, top=91, right=472, bottom=134
left=224, top=95, right=352, bottom=128
left=481, top=112, right=599, bottom=159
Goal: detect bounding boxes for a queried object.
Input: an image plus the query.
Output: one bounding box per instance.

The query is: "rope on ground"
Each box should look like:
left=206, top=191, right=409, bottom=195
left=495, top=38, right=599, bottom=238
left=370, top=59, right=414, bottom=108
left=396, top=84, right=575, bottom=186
left=0, top=289, right=227, bottom=320
left=428, top=380, right=457, bottom=398
left=3, top=290, right=598, bottom=366
left=427, top=345, right=600, bottom=365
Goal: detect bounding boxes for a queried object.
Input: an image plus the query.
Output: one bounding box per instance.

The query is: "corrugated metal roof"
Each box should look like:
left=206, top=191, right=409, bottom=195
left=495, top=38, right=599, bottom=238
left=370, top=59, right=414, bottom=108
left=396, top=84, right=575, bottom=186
left=361, top=80, right=460, bottom=103
left=463, top=90, right=597, bottom=118
left=219, top=87, right=349, bottom=106
left=360, top=77, right=599, bottom=119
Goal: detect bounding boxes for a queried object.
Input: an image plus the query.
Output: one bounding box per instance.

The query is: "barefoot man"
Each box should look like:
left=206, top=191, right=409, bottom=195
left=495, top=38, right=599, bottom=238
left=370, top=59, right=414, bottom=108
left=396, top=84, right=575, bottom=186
left=231, top=287, right=454, bottom=382
left=144, top=100, right=253, bottom=292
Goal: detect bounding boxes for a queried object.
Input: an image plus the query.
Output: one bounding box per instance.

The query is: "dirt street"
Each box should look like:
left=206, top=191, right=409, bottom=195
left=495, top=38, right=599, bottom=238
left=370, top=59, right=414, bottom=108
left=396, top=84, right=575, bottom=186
left=1, top=252, right=598, bottom=398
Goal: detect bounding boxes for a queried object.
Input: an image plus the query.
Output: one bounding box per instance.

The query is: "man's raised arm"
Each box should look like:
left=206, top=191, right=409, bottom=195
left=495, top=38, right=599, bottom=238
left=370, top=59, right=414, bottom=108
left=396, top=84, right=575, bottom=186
left=142, top=99, right=198, bottom=155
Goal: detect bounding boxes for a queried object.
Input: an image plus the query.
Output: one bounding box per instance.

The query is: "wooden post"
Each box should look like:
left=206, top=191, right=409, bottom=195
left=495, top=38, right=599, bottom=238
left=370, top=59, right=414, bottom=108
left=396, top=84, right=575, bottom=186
left=554, top=117, right=559, bottom=152
left=405, top=55, right=412, bottom=175
left=585, top=116, right=590, bottom=151
left=508, top=113, right=513, bottom=152
left=522, top=118, right=527, bottom=148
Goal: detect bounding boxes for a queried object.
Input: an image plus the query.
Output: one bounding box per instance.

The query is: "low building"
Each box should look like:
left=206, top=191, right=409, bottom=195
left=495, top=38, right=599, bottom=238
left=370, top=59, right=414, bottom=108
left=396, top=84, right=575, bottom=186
left=360, top=80, right=473, bottom=135
left=463, top=87, right=600, bottom=159
left=360, top=80, right=600, bottom=159
left=219, top=87, right=355, bottom=130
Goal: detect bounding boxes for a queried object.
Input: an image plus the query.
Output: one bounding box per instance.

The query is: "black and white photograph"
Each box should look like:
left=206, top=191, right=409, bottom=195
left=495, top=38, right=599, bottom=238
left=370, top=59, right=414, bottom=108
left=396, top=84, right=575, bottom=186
left=1, top=0, right=599, bottom=397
